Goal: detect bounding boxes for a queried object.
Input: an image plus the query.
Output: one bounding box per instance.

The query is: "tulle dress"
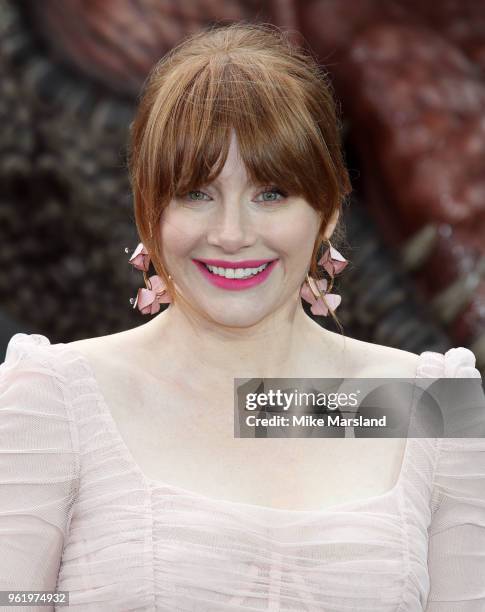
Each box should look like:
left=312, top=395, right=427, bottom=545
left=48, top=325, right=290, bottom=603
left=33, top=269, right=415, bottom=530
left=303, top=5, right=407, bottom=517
left=0, top=333, right=484, bottom=612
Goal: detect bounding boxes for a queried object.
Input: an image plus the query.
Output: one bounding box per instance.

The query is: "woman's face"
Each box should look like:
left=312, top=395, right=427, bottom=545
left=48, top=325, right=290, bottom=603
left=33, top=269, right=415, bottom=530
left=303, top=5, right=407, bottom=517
left=159, top=131, right=333, bottom=328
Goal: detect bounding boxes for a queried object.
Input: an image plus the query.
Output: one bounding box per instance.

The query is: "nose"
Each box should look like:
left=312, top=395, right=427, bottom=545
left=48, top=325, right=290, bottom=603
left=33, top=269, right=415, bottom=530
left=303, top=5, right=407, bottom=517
left=205, top=200, right=257, bottom=253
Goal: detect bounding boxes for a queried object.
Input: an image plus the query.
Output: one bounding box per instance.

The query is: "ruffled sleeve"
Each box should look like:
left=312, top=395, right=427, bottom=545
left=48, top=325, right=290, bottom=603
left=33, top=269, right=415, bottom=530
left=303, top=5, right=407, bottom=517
left=420, top=348, right=485, bottom=611
left=0, top=334, right=80, bottom=606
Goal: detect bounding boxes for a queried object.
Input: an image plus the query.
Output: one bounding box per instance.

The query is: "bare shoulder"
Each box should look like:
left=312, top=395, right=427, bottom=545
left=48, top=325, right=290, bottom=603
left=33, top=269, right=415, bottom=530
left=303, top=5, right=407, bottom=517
left=66, top=327, right=152, bottom=413
left=66, top=326, right=145, bottom=375
left=348, top=336, right=421, bottom=378
left=317, top=328, right=420, bottom=378
left=68, top=334, right=118, bottom=364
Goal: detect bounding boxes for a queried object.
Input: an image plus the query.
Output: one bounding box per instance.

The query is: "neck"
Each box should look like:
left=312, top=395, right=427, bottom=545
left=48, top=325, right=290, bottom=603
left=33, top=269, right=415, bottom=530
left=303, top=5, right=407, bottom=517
left=136, top=300, right=346, bottom=395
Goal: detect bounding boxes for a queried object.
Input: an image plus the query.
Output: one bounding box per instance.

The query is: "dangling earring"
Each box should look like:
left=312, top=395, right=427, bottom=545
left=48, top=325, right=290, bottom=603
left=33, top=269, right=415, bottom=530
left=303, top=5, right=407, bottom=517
left=125, top=242, right=172, bottom=315
left=300, top=240, right=348, bottom=316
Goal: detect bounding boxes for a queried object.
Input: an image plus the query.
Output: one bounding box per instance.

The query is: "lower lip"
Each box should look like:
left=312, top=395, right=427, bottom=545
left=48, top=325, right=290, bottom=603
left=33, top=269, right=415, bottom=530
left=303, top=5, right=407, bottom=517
left=193, top=260, right=279, bottom=291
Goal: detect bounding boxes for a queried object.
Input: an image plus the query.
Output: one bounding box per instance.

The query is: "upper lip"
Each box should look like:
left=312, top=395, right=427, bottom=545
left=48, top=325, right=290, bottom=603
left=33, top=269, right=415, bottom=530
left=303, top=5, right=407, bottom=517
left=193, top=258, right=277, bottom=269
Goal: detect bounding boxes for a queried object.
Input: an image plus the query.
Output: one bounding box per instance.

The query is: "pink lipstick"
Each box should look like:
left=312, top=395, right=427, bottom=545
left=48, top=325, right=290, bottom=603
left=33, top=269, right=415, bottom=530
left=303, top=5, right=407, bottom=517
left=195, top=258, right=275, bottom=268
left=192, top=258, right=279, bottom=291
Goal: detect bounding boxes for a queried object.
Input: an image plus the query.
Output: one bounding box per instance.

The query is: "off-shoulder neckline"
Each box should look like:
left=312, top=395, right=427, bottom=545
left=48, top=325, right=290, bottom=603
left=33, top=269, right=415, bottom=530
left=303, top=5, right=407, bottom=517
left=7, top=332, right=447, bottom=516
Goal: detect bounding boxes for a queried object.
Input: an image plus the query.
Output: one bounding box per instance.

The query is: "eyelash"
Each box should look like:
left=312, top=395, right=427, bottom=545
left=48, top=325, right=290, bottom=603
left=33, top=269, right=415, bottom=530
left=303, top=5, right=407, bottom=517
left=183, top=186, right=287, bottom=204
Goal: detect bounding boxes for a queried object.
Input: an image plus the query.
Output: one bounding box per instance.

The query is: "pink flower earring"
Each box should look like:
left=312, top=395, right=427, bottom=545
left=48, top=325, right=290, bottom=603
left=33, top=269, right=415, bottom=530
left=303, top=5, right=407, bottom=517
left=125, top=240, right=347, bottom=317
left=300, top=242, right=348, bottom=316
left=126, top=243, right=172, bottom=315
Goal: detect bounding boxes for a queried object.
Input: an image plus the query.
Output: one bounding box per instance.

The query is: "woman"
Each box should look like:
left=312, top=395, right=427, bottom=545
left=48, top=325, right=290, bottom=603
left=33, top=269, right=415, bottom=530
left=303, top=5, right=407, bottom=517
left=1, top=22, right=484, bottom=611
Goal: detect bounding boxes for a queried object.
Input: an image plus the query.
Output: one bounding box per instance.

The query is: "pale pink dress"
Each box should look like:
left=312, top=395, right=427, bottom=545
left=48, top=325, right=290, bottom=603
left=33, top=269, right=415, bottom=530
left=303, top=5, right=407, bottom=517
left=0, top=333, right=484, bottom=612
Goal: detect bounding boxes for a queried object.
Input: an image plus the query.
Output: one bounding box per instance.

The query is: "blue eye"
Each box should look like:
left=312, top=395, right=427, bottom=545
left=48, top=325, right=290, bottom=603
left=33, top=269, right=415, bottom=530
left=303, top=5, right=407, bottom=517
left=256, top=186, right=287, bottom=203
left=186, top=190, right=210, bottom=202
left=182, top=186, right=287, bottom=204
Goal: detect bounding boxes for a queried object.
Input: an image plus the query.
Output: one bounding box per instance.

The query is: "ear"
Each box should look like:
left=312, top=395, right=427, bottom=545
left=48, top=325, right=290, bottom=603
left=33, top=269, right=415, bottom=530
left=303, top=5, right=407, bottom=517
left=323, top=209, right=340, bottom=241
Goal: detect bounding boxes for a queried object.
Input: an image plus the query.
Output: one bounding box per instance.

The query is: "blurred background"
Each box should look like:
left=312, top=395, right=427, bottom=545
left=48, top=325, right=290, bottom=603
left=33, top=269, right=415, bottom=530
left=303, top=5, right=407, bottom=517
left=0, top=0, right=484, bottom=374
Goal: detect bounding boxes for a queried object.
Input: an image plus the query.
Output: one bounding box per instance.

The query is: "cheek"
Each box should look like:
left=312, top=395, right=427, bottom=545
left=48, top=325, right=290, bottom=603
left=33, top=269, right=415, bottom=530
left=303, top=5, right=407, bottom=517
left=159, top=211, right=200, bottom=259
left=268, top=215, right=319, bottom=261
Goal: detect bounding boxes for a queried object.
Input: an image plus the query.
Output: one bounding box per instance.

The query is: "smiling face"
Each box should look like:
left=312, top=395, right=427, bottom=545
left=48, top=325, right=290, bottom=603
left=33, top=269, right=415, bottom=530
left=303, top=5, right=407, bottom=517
left=159, top=131, right=335, bottom=328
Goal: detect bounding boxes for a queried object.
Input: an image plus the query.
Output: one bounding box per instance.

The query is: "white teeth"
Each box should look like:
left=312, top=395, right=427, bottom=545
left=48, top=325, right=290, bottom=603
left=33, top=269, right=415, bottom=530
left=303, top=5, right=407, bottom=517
left=204, top=262, right=270, bottom=279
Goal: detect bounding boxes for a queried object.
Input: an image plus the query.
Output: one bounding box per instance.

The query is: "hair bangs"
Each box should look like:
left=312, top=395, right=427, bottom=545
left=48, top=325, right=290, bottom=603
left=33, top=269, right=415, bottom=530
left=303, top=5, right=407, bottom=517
left=155, top=57, right=340, bottom=213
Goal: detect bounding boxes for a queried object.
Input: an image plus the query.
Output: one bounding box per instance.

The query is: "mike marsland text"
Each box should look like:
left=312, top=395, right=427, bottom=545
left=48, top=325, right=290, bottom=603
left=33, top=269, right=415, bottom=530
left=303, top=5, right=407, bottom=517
left=245, top=414, right=387, bottom=427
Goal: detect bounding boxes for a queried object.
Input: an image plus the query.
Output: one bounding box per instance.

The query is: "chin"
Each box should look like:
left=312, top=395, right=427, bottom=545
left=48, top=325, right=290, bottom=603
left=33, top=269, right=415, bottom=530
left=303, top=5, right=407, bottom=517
left=200, top=304, right=270, bottom=329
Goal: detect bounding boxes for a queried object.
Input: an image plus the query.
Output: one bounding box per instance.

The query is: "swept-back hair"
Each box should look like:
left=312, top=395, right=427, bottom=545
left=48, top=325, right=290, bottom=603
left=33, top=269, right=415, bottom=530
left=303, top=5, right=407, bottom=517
left=128, top=22, right=352, bottom=326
